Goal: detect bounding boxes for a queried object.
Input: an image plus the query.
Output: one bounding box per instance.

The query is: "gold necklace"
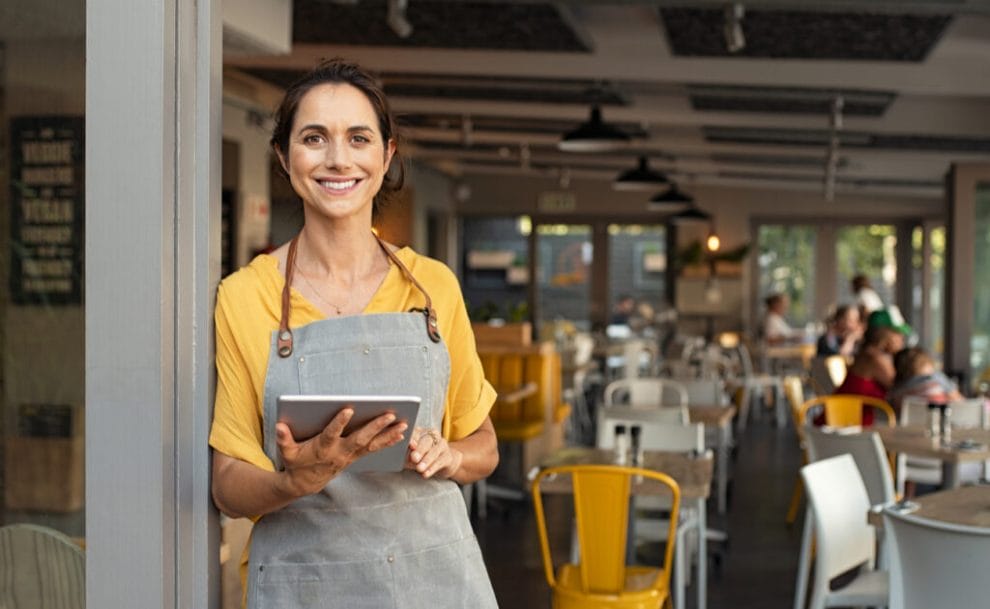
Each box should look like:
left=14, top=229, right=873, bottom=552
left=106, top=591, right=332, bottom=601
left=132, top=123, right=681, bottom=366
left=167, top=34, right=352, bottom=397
left=293, top=260, right=347, bottom=316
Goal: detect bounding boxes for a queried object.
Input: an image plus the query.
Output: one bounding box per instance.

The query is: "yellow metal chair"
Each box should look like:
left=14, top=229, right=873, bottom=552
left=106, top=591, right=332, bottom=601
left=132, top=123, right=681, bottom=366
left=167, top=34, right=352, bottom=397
left=782, top=375, right=808, bottom=526
left=797, top=394, right=896, bottom=428
left=532, top=464, right=681, bottom=609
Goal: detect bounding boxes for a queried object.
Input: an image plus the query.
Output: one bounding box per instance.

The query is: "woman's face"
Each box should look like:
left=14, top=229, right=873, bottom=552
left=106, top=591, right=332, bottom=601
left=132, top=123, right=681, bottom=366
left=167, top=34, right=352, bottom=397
left=279, top=83, right=395, bottom=222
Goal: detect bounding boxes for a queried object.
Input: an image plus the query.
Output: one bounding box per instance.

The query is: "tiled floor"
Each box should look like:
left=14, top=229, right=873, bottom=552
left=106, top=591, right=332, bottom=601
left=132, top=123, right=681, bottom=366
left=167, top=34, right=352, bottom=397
left=476, top=418, right=807, bottom=609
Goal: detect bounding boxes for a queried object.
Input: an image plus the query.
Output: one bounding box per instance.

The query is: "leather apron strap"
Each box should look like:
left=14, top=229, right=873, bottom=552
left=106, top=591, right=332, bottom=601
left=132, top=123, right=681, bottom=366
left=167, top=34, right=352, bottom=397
left=276, top=233, right=441, bottom=358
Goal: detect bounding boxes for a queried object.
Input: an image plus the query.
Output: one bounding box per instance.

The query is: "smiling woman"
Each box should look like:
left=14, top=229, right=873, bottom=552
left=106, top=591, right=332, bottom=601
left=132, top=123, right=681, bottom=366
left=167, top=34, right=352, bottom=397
left=209, top=59, right=499, bottom=609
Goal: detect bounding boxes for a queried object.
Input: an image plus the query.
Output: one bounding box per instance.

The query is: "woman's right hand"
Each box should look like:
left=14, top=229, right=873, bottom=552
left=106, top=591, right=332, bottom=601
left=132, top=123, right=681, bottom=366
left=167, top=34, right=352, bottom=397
left=275, top=409, right=408, bottom=498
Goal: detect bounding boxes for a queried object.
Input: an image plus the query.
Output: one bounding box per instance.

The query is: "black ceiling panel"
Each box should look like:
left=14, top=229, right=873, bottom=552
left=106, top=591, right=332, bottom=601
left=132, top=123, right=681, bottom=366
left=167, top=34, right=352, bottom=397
left=661, top=8, right=951, bottom=61
left=240, top=68, right=627, bottom=106
left=293, top=0, right=591, bottom=51
left=689, top=85, right=896, bottom=116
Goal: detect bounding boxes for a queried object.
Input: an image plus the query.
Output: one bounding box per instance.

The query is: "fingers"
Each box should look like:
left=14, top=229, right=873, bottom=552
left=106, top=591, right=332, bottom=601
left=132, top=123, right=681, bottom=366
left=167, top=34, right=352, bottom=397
left=275, top=422, right=300, bottom=460
left=346, top=412, right=399, bottom=448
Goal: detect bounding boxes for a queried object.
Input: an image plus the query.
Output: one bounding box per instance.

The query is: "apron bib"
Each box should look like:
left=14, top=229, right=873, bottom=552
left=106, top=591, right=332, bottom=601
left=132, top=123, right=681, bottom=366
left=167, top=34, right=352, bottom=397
left=246, top=236, right=497, bottom=609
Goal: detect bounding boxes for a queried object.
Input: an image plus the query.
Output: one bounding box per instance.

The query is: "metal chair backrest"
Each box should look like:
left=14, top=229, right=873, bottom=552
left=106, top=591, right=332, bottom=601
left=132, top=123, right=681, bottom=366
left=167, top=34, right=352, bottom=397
left=805, top=428, right=896, bottom=506
left=883, top=506, right=990, bottom=609
left=532, top=464, right=681, bottom=598
left=798, top=394, right=896, bottom=428
left=603, top=378, right=688, bottom=409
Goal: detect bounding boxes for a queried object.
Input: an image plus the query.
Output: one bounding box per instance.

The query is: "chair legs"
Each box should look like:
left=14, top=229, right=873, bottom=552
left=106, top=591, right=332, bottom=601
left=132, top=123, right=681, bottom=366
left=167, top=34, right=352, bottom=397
left=786, top=477, right=803, bottom=526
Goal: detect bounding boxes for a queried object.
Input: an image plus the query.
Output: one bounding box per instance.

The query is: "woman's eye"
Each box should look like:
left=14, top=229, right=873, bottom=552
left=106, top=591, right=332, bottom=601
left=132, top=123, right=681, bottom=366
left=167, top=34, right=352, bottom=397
left=352, top=134, right=370, bottom=144
left=303, top=134, right=324, bottom=145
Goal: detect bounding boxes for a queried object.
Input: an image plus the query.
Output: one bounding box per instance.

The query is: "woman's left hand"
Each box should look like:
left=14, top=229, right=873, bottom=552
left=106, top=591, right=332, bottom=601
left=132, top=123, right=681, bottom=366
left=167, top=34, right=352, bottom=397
left=406, top=427, right=463, bottom=479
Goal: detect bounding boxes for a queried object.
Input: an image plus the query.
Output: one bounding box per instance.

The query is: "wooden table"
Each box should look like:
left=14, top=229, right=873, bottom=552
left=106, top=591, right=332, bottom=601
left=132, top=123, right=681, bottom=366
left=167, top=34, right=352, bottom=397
left=876, top=426, right=990, bottom=489
left=869, top=484, right=990, bottom=528
left=537, top=446, right=713, bottom=609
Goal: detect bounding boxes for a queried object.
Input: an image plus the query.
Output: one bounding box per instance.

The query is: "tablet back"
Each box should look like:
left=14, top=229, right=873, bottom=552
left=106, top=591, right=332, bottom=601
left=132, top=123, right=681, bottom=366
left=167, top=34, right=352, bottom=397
left=276, top=395, right=421, bottom=473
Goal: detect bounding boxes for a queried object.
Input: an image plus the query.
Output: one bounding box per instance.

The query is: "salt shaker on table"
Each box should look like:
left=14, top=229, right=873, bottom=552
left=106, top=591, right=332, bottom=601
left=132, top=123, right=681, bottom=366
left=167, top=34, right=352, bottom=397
left=614, top=424, right=629, bottom=465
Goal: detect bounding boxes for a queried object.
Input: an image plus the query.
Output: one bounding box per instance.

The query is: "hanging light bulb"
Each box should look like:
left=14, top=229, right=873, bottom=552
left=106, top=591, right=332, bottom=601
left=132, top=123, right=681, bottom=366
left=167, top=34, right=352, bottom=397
left=706, top=230, right=721, bottom=252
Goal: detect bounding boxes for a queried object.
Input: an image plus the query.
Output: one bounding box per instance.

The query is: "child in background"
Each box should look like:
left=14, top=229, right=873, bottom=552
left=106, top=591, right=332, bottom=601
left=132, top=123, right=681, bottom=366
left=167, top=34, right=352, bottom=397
left=886, top=347, right=963, bottom=411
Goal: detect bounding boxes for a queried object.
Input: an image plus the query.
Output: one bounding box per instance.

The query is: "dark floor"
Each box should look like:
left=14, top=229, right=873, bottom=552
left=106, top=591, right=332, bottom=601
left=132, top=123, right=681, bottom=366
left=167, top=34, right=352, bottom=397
left=475, top=417, right=807, bottom=609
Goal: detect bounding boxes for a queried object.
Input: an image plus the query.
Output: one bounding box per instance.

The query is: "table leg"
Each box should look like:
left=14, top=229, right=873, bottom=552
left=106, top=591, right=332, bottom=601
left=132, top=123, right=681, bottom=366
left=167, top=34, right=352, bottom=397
left=697, top=497, right=707, bottom=609
left=718, top=424, right=730, bottom=514
left=941, top=461, right=961, bottom=489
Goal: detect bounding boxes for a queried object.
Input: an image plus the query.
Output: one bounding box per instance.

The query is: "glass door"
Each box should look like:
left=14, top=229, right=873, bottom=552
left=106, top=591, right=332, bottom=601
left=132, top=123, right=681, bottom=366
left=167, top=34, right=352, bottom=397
left=536, top=223, right=593, bottom=332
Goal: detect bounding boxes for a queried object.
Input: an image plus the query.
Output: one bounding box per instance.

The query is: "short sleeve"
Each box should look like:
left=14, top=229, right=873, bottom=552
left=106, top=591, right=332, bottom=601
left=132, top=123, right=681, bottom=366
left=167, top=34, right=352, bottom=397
left=209, top=281, right=275, bottom=472
left=438, top=271, right=497, bottom=441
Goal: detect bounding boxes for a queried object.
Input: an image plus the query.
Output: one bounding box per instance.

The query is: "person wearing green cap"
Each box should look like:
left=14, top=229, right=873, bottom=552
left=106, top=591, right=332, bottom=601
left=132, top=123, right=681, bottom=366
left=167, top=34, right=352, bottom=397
left=867, top=306, right=913, bottom=337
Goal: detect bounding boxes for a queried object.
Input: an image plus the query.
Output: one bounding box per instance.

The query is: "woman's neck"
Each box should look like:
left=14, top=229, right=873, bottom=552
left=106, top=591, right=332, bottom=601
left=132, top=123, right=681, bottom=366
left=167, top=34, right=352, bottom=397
left=296, top=220, right=385, bottom=284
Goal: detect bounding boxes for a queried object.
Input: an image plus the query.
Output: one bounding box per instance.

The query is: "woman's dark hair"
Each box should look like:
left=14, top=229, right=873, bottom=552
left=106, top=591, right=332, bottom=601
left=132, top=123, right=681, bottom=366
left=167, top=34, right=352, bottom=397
left=270, top=58, right=404, bottom=214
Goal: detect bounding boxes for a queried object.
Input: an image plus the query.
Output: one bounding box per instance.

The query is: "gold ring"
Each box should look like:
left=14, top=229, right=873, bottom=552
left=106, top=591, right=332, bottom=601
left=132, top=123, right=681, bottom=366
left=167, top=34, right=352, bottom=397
left=420, top=429, right=441, bottom=448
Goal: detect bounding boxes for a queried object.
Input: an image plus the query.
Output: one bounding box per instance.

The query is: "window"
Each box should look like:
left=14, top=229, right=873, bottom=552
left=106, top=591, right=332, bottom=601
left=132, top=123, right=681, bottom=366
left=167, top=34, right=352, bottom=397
left=757, top=225, right=816, bottom=326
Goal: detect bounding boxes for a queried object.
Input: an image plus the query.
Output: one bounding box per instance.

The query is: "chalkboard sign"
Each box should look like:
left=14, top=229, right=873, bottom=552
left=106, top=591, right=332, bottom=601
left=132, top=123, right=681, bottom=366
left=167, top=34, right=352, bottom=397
left=10, top=116, right=85, bottom=305
left=17, top=403, right=76, bottom=438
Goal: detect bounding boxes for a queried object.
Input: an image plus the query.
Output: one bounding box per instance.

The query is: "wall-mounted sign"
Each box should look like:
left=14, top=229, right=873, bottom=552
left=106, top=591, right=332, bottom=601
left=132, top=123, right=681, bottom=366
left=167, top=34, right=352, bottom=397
left=10, top=116, right=85, bottom=305
left=537, top=191, right=576, bottom=213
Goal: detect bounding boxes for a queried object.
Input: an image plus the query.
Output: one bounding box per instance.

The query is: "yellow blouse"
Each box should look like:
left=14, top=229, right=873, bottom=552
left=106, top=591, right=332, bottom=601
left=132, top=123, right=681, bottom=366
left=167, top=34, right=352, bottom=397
left=209, top=247, right=496, bottom=472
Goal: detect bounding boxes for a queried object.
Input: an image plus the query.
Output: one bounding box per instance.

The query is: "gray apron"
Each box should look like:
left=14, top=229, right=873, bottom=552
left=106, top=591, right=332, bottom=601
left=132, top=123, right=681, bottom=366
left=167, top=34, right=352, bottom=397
left=246, top=236, right=497, bottom=609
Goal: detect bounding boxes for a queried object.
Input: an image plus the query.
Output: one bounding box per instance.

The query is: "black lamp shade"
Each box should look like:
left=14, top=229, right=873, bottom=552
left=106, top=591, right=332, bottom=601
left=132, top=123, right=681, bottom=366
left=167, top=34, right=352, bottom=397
left=646, top=183, right=694, bottom=211
left=613, top=156, right=669, bottom=191
left=669, top=206, right=712, bottom=223
left=558, top=106, right=630, bottom=153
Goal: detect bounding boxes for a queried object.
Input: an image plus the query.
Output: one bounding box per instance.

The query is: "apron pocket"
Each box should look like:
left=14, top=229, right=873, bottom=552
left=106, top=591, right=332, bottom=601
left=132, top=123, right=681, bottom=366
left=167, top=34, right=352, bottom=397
left=391, top=536, right=497, bottom=609
left=251, top=559, right=392, bottom=609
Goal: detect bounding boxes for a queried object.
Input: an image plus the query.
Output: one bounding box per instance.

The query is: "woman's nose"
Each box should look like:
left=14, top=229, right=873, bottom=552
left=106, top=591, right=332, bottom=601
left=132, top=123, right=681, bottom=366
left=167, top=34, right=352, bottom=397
left=324, top=139, right=352, bottom=168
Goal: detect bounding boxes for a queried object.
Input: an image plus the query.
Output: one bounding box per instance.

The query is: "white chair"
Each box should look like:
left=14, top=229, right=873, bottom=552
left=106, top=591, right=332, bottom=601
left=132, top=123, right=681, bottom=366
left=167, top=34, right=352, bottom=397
left=798, top=455, right=888, bottom=609
left=805, top=428, right=895, bottom=506
left=670, top=377, right=728, bottom=407
left=0, top=523, right=85, bottom=609
left=595, top=419, right=705, bottom=609
left=883, top=506, right=990, bottom=609
left=597, top=405, right=689, bottom=446
left=603, top=378, right=688, bottom=409
left=897, top=396, right=986, bottom=495
left=728, top=342, right=785, bottom=430
left=800, top=427, right=896, bottom=601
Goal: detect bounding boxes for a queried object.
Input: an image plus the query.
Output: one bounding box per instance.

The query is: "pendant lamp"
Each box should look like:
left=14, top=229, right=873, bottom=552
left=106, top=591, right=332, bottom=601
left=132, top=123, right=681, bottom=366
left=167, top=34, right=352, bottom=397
left=646, top=183, right=693, bottom=211
left=613, top=156, right=669, bottom=191
left=669, top=205, right=713, bottom=224
left=558, top=105, right=630, bottom=152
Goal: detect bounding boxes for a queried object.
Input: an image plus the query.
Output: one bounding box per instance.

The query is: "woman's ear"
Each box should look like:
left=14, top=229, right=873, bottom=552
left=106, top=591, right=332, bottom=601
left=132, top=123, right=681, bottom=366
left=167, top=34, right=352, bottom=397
left=383, top=139, right=396, bottom=173
left=274, top=145, right=289, bottom=176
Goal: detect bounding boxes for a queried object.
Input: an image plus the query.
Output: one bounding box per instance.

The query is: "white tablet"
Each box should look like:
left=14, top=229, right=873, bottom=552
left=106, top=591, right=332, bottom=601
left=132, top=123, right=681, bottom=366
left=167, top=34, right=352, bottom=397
left=276, top=395, right=421, bottom=473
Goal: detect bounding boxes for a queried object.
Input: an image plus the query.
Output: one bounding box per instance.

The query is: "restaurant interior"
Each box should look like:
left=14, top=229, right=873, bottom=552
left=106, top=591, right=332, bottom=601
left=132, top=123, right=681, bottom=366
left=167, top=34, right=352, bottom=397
left=3, top=1, right=990, bottom=608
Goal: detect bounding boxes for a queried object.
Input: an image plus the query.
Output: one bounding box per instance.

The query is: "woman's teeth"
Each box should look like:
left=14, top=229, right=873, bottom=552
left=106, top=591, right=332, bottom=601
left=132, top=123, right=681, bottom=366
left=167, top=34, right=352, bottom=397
left=320, top=179, right=356, bottom=190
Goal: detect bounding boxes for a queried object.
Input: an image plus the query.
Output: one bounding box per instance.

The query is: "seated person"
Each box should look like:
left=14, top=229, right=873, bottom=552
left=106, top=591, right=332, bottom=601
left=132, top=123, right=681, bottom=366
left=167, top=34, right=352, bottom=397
left=832, top=325, right=905, bottom=425
left=816, top=304, right=862, bottom=358
left=887, top=347, right=963, bottom=410
left=610, top=294, right=636, bottom=325
left=761, top=293, right=801, bottom=345
left=851, top=274, right=884, bottom=315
